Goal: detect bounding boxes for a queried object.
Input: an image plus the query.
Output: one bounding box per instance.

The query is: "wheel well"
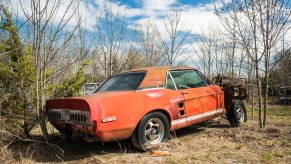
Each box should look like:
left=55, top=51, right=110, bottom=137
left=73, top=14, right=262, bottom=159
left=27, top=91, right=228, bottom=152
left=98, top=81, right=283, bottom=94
left=148, top=109, right=171, bottom=126
left=229, top=99, right=247, bottom=116
left=132, top=109, right=171, bottom=135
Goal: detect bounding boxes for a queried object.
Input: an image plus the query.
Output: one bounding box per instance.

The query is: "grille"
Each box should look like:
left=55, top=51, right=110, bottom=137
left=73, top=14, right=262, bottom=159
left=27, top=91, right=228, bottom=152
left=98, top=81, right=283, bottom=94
left=69, top=113, right=87, bottom=123
left=48, top=111, right=61, bottom=120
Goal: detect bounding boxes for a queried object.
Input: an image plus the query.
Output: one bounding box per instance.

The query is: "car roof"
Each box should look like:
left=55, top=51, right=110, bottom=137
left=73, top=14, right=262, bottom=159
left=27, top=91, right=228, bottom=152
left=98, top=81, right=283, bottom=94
left=123, top=66, right=196, bottom=89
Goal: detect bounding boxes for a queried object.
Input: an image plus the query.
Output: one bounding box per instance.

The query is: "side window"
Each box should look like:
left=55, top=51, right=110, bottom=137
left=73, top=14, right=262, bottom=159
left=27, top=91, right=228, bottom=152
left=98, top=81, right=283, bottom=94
left=170, top=70, right=210, bottom=89
left=197, top=71, right=212, bottom=86
left=166, top=73, right=176, bottom=90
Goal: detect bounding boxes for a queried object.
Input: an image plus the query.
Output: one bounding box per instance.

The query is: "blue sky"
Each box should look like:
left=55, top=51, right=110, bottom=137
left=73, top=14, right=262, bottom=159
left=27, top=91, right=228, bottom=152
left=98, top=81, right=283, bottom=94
left=3, top=0, right=291, bottom=35
left=4, top=0, right=223, bottom=35
left=116, top=0, right=211, bottom=8
left=3, top=0, right=291, bottom=55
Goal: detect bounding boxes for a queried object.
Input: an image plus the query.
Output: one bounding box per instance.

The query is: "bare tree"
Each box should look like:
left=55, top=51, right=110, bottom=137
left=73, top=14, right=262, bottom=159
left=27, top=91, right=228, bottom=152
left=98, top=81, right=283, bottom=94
left=19, top=0, right=83, bottom=140
left=193, top=25, right=247, bottom=80
left=194, top=26, right=224, bottom=78
left=137, top=21, right=165, bottom=66
left=147, top=8, right=194, bottom=66
left=215, top=0, right=291, bottom=128
left=94, top=1, right=129, bottom=78
left=257, top=0, right=291, bottom=126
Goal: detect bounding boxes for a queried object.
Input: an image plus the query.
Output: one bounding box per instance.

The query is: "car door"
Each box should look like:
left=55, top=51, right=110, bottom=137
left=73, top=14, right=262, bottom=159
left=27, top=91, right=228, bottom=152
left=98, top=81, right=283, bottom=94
left=168, top=70, right=220, bottom=123
left=195, top=71, right=224, bottom=113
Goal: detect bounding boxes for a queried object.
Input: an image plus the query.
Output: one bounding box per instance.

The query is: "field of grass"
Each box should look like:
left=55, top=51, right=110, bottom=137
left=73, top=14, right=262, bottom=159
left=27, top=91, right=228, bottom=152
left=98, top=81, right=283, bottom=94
left=1, top=104, right=290, bottom=163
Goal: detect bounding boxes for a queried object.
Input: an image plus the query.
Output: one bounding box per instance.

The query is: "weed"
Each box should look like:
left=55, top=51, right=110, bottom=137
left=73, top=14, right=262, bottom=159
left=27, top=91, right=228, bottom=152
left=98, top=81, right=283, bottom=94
left=259, top=139, right=278, bottom=148
left=261, top=151, right=273, bottom=161
left=235, top=143, right=244, bottom=150
left=274, top=151, right=285, bottom=158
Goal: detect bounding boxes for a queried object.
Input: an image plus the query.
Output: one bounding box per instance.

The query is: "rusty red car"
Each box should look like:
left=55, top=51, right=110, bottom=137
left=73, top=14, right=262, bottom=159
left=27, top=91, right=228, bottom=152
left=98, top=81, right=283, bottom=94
left=46, top=66, right=247, bottom=151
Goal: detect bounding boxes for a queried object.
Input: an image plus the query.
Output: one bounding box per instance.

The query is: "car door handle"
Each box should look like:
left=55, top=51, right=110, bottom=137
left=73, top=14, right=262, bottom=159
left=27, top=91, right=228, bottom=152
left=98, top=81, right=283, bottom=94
left=182, top=91, right=189, bottom=95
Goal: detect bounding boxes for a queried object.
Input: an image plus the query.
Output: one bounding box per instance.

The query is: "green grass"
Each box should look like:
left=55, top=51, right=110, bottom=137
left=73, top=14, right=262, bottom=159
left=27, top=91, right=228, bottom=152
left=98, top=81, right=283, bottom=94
left=247, top=103, right=290, bottom=114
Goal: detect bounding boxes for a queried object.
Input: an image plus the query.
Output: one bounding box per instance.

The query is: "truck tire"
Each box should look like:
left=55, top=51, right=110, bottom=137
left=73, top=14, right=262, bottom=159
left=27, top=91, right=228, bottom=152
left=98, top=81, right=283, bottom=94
left=131, top=112, right=170, bottom=151
left=227, top=100, right=247, bottom=127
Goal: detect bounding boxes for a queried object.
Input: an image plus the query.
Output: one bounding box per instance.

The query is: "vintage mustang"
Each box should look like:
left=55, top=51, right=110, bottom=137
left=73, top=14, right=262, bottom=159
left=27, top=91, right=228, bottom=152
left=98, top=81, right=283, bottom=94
left=46, top=66, right=247, bottom=151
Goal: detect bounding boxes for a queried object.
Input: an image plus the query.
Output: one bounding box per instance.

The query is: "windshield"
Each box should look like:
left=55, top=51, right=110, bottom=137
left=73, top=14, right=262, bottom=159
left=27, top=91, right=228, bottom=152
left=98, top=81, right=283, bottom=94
left=95, top=72, right=146, bottom=92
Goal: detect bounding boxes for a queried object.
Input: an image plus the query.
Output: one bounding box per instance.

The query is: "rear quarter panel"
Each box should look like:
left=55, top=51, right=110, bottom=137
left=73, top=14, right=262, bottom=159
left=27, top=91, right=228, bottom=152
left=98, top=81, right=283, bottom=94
left=97, top=88, right=182, bottom=141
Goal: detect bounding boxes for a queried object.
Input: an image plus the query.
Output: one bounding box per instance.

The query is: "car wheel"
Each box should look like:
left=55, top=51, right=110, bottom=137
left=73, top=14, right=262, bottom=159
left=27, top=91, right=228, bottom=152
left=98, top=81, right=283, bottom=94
left=227, top=100, right=247, bottom=127
left=131, top=112, right=170, bottom=151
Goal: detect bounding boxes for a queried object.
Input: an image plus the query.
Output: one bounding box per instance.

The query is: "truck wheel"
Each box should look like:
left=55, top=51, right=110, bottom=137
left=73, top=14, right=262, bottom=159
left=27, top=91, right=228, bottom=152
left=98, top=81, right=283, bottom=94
left=131, top=112, right=170, bottom=151
left=227, top=100, right=247, bottom=127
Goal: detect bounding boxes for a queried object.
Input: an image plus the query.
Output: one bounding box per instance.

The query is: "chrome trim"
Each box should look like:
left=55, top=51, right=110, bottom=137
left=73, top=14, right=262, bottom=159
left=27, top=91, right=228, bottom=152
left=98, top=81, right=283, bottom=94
left=136, top=87, right=165, bottom=92
left=171, top=108, right=224, bottom=126
left=187, top=108, right=223, bottom=122
left=166, top=71, right=178, bottom=90
left=171, top=117, right=187, bottom=126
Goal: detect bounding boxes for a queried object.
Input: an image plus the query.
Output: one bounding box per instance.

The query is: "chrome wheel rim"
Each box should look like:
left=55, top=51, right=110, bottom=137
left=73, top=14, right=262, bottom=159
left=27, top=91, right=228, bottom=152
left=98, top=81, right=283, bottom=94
left=145, top=118, right=164, bottom=144
left=236, top=105, right=245, bottom=122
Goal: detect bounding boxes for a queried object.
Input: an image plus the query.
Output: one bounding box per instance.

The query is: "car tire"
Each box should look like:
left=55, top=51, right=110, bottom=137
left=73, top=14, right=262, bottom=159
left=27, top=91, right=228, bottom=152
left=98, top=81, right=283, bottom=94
left=131, top=112, right=170, bottom=151
left=227, top=100, right=247, bottom=127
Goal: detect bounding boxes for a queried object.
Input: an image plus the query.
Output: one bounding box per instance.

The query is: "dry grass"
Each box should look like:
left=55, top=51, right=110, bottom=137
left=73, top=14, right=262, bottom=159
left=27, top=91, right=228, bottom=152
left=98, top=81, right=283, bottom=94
left=1, top=105, right=290, bottom=163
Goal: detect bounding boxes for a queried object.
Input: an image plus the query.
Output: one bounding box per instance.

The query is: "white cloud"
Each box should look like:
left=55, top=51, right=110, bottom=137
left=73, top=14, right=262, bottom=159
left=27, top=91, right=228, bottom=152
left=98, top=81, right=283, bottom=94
left=2, top=0, right=289, bottom=51
left=93, top=0, right=144, bottom=18
left=131, top=2, right=222, bottom=38
left=142, top=0, right=176, bottom=18
left=2, top=0, right=95, bottom=30
left=77, top=1, right=98, bottom=31
left=3, top=0, right=220, bottom=35
left=178, top=6, right=220, bottom=35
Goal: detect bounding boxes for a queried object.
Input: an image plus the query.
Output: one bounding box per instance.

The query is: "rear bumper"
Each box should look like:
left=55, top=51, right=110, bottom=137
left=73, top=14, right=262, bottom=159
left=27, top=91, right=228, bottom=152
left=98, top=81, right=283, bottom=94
left=48, top=109, right=94, bottom=128
left=48, top=109, right=95, bottom=135
left=47, top=109, right=133, bottom=142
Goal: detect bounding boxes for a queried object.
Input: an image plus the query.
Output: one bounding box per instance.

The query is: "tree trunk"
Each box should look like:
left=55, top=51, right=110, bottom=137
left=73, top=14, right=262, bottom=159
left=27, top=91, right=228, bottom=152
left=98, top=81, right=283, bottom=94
left=255, top=63, right=263, bottom=128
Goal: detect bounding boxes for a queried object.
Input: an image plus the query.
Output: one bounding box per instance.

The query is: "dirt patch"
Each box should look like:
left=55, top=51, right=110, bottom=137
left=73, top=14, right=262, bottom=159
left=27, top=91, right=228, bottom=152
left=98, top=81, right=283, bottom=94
left=1, top=105, right=290, bottom=163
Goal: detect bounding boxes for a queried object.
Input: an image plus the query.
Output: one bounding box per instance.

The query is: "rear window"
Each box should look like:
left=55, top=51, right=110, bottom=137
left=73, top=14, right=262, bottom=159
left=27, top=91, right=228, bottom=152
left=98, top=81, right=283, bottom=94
left=95, top=72, right=146, bottom=92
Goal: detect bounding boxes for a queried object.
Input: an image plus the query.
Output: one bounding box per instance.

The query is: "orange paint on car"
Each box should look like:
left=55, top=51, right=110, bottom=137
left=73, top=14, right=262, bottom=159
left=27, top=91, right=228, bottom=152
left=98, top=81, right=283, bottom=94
left=46, top=66, right=227, bottom=147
